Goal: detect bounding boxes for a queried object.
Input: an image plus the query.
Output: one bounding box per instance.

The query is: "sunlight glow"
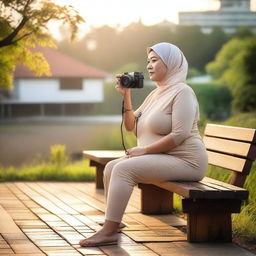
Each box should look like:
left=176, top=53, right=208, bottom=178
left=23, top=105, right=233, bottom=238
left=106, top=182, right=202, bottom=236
left=51, top=0, right=256, bottom=39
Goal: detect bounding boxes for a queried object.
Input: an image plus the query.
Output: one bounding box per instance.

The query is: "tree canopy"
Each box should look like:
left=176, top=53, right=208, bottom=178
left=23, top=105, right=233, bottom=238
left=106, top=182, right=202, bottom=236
left=206, top=37, right=256, bottom=112
left=57, top=23, right=230, bottom=78
left=0, top=0, right=84, bottom=90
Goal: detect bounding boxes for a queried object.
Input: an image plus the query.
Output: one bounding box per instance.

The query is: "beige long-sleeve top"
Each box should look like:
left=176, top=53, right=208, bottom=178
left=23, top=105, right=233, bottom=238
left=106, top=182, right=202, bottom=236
left=134, top=83, right=208, bottom=168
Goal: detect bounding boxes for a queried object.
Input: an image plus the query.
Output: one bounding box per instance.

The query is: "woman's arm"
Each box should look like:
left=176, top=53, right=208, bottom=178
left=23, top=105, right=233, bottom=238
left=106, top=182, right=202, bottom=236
left=123, top=91, right=136, bottom=131
left=115, top=74, right=136, bottom=131
left=126, top=135, right=176, bottom=157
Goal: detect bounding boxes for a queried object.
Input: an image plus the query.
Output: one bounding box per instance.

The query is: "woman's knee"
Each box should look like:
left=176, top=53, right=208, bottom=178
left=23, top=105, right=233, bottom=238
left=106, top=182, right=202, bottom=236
left=103, top=159, right=121, bottom=181
left=111, top=162, right=136, bottom=185
left=103, top=162, right=113, bottom=182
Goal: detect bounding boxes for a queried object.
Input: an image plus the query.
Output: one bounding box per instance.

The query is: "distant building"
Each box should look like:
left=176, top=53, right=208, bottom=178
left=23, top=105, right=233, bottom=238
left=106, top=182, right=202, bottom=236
left=179, top=0, right=256, bottom=33
left=1, top=47, right=109, bottom=118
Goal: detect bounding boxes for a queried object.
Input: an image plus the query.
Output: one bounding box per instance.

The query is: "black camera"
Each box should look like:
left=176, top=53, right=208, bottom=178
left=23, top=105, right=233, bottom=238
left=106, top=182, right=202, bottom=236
left=120, top=72, right=144, bottom=88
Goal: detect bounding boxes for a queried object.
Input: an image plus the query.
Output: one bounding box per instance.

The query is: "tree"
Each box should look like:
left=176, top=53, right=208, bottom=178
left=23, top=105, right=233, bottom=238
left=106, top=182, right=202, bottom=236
left=0, top=0, right=84, bottom=90
left=206, top=37, right=256, bottom=112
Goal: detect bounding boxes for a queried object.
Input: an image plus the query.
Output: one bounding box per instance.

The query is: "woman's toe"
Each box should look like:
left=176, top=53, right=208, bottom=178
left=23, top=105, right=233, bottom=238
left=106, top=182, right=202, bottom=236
left=79, top=239, right=89, bottom=247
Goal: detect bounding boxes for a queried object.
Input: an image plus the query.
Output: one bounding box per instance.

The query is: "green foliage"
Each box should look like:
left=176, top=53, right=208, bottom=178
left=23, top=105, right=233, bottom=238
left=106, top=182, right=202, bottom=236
left=187, top=68, right=202, bottom=78
left=0, top=160, right=95, bottom=181
left=50, top=144, right=69, bottom=166
left=0, top=0, right=84, bottom=90
left=115, top=63, right=141, bottom=74
left=87, top=82, right=155, bottom=116
left=58, top=23, right=230, bottom=74
left=231, top=27, right=254, bottom=39
left=233, top=202, right=256, bottom=241
left=206, top=37, right=256, bottom=112
left=189, top=82, right=232, bottom=122
left=0, top=144, right=94, bottom=181
left=221, top=111, right=256, bottom=128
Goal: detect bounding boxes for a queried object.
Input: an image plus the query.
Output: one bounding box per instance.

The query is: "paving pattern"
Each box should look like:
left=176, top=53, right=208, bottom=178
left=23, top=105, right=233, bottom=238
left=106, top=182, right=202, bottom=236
left=0, top=182, right=254, bottom=256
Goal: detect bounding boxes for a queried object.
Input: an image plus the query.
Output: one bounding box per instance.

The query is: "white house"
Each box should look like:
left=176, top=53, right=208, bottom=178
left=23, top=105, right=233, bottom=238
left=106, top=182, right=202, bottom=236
left=1, top=47, right=110, bottom=118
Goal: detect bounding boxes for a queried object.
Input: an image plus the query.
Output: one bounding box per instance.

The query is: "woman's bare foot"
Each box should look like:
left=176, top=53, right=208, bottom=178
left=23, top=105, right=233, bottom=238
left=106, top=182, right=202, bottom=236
left=79, top=229, right=118, bottom=247
left=98, top=222, right=126, bottom=229
left=117, top=222, right=126, bottom=232
left=119, top=223, right=126, bottom=229
left=79, top=220, right=119, bottom=247
left=98, top=221, right=126, bottom=233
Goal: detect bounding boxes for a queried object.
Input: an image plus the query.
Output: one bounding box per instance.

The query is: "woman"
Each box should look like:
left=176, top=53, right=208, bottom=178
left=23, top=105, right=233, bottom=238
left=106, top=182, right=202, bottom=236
left=79, top=42, right=208, bottom=247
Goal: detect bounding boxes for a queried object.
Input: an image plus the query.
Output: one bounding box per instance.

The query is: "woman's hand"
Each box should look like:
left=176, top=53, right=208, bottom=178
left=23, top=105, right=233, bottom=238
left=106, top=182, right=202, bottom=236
left=115, top=74, right=130, bottom=96
left=126, top=147, right=147, bottom=158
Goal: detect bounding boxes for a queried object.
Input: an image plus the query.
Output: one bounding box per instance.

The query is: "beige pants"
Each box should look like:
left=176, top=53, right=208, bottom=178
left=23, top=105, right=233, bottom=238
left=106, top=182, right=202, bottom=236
left=103, top=154, right=208, bottom=223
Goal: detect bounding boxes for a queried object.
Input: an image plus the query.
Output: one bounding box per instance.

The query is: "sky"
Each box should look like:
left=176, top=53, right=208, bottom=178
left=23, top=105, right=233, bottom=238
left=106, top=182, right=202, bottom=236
left=51, top=0, right=256, bottom=38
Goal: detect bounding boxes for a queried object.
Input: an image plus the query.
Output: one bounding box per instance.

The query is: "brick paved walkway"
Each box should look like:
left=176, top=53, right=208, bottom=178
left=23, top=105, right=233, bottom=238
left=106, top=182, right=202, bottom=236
left=0, top=182, right=253, bottom=256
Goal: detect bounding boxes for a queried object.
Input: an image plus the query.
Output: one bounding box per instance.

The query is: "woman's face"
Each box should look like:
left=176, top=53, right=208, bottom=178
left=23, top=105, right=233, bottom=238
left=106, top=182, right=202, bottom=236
left=147, top=50, right=167, bottom=83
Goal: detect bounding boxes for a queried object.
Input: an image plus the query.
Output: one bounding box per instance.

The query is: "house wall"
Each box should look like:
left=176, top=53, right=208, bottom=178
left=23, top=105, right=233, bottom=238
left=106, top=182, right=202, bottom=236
left=4, top=78, right=104, bottom=103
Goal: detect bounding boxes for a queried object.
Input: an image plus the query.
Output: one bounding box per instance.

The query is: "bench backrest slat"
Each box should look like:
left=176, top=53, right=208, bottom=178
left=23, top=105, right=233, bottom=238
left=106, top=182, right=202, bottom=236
left=204, top=124, right=256, bottom=187
left=207, top=151, right=253, bottom=174
left=204, top=124, right=256, bottom=143
left=203, top=137, right=255, bottom=160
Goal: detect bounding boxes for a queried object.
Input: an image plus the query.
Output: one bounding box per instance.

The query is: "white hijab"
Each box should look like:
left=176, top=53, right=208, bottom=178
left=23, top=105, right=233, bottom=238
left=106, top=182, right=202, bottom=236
left=147, top=42, right=188, bottom=87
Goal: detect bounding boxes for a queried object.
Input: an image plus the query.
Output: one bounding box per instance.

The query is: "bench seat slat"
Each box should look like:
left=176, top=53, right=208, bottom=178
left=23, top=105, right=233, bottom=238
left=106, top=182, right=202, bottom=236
left=199, top=181, right=247, bottom=199
left=177, top=181, right=235, bottom=199
left=154, top=181, right=203, bottom=198
left=155, top=178, right=248, bottom=200
left=202, top=177, right=248, bottom=192
left=199, top=180, right=232, bottom=192
left=83, top=150, right=124, bottom=165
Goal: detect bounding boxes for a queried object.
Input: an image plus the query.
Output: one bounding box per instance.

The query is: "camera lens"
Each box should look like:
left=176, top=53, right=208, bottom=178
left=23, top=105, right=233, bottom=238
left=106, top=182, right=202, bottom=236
left=120, top=75, right=133, bottom=87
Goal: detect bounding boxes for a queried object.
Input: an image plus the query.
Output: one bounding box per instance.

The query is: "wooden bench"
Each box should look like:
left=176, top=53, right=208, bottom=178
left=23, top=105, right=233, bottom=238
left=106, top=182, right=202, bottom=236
left=83, top=123, right=256, bottom=242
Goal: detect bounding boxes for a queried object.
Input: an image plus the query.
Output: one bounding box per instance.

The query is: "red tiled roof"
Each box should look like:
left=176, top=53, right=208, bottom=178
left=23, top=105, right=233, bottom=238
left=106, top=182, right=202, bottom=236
left=14, top=47, right=109, bottom=78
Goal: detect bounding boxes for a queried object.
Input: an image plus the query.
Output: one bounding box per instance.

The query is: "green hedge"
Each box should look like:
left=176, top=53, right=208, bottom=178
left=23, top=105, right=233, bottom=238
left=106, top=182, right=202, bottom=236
left=189, top=82, right=232, bottom=122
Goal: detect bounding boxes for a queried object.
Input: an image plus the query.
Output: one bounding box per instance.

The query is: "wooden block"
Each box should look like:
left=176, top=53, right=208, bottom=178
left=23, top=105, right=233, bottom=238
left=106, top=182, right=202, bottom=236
left=0, top=205, right=22, bottom=234
left=139, top=184, right=173, bottom=214
left=0, top=249, right=14, bottom=254
left=123, top=228, right=186, bottom=242
left=186, top=212, right=232, bottom=242
left=2, top=233, right=28, bottom=241
left=182, top=199, right=241, bottom=213
left=76, top=246, right=106, bottom=255
left=150, top=214, right=186, bottom=227
left=11, top=242, right=43, bottom=254
left=91, top=162, right=104, bottom=189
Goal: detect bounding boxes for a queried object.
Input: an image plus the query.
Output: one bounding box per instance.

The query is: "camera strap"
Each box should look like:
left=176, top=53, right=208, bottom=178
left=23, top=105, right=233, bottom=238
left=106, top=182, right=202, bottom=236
left=120, top=100, right=141, bottom=155
left=121, top=100, right=128, bottom=154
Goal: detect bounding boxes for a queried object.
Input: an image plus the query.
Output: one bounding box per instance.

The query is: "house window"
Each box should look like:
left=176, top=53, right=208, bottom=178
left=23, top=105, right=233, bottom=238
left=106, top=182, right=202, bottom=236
left=60, top=78, right=83, bottom=90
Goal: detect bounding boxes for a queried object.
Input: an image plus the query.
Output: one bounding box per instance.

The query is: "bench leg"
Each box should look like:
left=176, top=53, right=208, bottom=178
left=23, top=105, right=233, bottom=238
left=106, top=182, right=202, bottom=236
left=182, top=199, right=241, bottom=242
left=90, top=161, right=104, bottom=189
left=138, top=184, right=173, bottom=214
